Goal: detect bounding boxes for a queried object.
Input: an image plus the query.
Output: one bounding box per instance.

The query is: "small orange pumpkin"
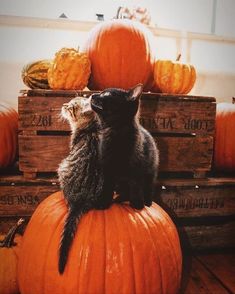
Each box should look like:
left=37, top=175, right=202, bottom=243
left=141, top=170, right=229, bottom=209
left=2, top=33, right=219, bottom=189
left=0, top=103, right=18, bottom=168
left=82, top=19, right=155, bottom=91
left=153, top=54, right=196, bottom=94
left=0, top=219, right=24, bottom=294
left=214, top=102, right=235, bottom=171
left=18, top=191, right=182, bottom=294
left=48, top=48, right=91, bottom=90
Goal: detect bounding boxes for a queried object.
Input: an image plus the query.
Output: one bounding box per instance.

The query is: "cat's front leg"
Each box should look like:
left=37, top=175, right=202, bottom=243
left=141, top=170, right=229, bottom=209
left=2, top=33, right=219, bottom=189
left=143, top=176, right=155, bottom=207
left=113, top=180, right=130, bottom=203
left=94, top=179, right=114, bottom=210
left=129, top=180, right=145, bottom=210
left=143, top=193, right=152, bottom=207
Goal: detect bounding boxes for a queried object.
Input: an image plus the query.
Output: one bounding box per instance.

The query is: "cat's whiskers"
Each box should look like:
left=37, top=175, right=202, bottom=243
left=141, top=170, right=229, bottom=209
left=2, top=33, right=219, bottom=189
left=57, top=111, right=66, bottom=122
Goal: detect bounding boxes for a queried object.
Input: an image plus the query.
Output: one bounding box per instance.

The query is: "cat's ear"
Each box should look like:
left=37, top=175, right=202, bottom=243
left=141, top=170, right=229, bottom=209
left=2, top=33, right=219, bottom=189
left=127, top=84, right=143, bottom=101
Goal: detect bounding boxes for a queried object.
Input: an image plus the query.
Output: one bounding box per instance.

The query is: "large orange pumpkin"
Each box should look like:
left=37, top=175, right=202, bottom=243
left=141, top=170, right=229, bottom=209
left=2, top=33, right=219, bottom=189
left=214, top=102, right=235, bottom=171
left=0, top=103, right=18, bottom=168
left=82, top=19, right=155, bottom=91
left=18, top=191, right=182, bottom=294
left=0, top=219, right=24, bottom=294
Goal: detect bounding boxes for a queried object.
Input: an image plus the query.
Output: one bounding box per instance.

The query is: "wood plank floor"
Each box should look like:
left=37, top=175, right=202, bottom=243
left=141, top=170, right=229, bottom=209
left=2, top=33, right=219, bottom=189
left=181, top=252, right=235, bottom=293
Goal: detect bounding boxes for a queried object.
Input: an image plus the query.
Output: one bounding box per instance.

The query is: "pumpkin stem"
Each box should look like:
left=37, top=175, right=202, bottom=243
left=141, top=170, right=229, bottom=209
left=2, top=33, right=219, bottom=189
left=176, top=53, right=181, bottom=61
left=0, top=218, right=25, bottom=248
left=116, top=6, right=123, bottom=19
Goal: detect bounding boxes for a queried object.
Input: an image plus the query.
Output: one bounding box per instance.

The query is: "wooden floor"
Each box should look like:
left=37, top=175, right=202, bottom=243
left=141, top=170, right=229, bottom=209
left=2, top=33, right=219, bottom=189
left=181, top=251, right=235, bottom=294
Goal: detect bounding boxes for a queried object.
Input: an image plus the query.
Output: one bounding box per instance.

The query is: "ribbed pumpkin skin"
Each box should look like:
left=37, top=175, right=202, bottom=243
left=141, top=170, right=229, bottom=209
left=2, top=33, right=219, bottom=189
left=0, top=224, right=22, bottom=294
left=153, top=59, right=196, bottom=94
left=0, top=235, right=22, bottom=294
left=0, top=103, right=18, bottom=168
left=82, top=19, right=155, bottom=91
left=18, top=191, right=182, bottom=294
left=214, top=103, right=235, bottom=171
left=48, top=48, right=91, bottom=90
left=22, top=60, right=52, bottom=89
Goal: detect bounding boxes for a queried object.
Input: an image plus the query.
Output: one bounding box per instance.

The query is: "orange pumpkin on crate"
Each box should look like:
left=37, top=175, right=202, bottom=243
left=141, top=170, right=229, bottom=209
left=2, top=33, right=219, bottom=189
left=82, top=19, right=155, bottom=91
left=0, top=103, right=18, bottom=168
left=153, top=54, right=196, bottom=94
left=48, top=47, right=91, bottom=90
left=0, top=219, right=24, bottom=294
left=18, top=191, right=182, bottom=294
left=214, top=102, right=235, bottom=171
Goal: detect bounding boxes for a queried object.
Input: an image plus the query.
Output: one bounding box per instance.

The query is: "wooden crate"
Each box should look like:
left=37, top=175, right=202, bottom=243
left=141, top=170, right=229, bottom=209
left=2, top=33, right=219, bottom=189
left=0, top=174, right=60, bottom=233
left=18, top=89, right=216, bottom=179
left=1, top=174, right=235, bottom=251
left=158, top=177, right=235, bottom=250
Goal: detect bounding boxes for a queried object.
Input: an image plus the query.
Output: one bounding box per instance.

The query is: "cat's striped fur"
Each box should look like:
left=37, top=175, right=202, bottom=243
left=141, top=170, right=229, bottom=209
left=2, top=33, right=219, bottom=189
left=57, top=96, right=109, bottom=274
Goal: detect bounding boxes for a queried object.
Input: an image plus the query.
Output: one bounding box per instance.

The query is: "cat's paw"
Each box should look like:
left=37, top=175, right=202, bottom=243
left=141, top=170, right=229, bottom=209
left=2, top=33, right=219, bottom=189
left=144, top=200, right=152, bottom=207
left=94, top=201, right=111, bottom=210
left=130, top=200, right=144, bottom=210
left=113, top=195, right=129, bottom=203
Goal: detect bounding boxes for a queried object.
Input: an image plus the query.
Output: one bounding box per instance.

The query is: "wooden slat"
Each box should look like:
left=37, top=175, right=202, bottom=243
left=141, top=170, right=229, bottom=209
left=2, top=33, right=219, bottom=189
left=1, top=175, right=235, bottom=219
left=156, top=136, right=213, bottom=172
left=18, top=135, right=70, bottom=172
left=21, top=89, right=216, bottom=101
left=0, top=185, right=59, bottom=216
left=159, top=177, right=235, bottom=187
left=20, top=89, right=95, bottom=97
left=18, top=92, right=216, bottom=134
left=196, top=253, right=235, bottom=293
left=180, top=221, right=235, bottom=250
left=158, top=178, right=235, bottom=217
left=0, top=174, right=58, bottom=185
left=18, top=135, right=213, bottom=174
left=0, top=174, right=59, bottom=217
left=181, top=257, right=229, bottom=294
left=18, top=96, right=70, bottom=131
left=140, top=99, right=216, bottom=135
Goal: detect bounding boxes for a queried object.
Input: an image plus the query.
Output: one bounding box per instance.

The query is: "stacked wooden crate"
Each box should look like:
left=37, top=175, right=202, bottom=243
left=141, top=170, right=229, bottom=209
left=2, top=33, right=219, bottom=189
left=17, top=89, right=215, bottom=179
left=1, top=89, right=235, bottom=250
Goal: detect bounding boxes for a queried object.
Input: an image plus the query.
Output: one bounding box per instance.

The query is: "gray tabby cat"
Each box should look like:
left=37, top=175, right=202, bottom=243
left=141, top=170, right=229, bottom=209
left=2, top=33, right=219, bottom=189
left=57, top=96, right=111, bottom=274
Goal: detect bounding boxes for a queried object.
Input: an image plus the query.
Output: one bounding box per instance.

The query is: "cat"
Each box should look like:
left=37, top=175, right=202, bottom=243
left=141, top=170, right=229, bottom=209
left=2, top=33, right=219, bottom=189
left=57, top=96, right=112, bottom=274
left=90, top=83, right=159, bottom=209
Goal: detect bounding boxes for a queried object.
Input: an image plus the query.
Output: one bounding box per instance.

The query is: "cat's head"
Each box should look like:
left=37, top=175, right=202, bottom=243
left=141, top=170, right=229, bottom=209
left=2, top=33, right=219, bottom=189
left=90, top=84, right=143, bottom=125
left=61, top=96, right=94, bottom=132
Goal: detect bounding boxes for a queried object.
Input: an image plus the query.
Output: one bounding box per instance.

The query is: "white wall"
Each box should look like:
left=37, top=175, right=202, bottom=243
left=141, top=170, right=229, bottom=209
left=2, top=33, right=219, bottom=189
left=216, top=0, right=235, bottom=37
left=1, top=0, right=235, bottom=37
left=0, top=0, right=235, bottom=109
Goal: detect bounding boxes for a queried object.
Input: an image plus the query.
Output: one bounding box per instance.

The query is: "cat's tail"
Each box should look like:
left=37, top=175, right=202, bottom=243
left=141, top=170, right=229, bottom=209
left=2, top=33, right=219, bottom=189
left=59, top=207, right=77, bottom=274
left=58, top=204, right=90, bottom=274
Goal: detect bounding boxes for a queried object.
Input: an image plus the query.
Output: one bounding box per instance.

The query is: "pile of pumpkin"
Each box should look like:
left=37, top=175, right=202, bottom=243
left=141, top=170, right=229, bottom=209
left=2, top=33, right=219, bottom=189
left=1, top=18, right=235, bottom=294
left=20, top=19, right=235, bottom=172
left=1, top=20, right=185, bottom=294
left=21, top=19, right=196, bottom=95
